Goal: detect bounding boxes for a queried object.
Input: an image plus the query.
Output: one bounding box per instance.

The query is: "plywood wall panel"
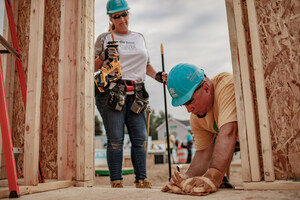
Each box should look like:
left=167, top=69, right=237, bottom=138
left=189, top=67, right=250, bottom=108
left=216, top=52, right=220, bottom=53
left=255, top=0, right=300, bottom=179
left=12, top=0, right=31, bottom=178
left=40, top=0, right=61, bottom=179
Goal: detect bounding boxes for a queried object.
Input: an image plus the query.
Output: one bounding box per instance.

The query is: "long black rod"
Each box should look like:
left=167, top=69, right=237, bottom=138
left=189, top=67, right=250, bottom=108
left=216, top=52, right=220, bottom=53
left=0, top=34, right=20, bottom=60
left=161, top=43, right=172, bottom=181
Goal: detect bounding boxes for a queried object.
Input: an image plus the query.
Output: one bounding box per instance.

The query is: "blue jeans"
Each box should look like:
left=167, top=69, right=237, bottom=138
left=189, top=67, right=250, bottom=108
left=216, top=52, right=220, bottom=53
left=95, top=90, right=148, bottom=181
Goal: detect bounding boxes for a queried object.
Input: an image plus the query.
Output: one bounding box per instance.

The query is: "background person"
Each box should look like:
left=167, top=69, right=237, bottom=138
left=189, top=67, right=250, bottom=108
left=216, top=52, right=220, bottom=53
left=181, top=126, right=193, bottom=163
left=164, top=132, right=176, bottom=164
left=94, top=0, right=166, bottom=188
left=162, top=63, right=238, bottom=196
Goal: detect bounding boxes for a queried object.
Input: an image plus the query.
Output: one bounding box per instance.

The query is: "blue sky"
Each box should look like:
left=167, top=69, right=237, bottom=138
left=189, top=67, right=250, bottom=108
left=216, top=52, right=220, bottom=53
left=0, top=1, right=233, bottom=121
left=95, top=0, right=233, bottom=120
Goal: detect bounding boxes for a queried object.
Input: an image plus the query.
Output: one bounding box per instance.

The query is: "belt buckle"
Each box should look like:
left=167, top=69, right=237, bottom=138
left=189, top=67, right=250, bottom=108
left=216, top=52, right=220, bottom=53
left=124, top=80, right=134, bottom=92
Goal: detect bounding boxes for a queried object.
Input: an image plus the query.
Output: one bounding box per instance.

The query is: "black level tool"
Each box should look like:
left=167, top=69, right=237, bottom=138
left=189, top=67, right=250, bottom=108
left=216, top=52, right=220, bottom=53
left=160, top=43, right=172, bottom=181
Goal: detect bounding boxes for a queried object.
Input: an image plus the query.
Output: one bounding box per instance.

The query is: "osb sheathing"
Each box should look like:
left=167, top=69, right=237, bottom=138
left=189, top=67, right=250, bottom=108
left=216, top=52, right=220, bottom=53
left=12, top=0, right=31, bottom=178
left=255, top=0, right=300, bottom=179
left=40, top=0, right=60, bottom=179
left=10, top=0, right=61, bottom=179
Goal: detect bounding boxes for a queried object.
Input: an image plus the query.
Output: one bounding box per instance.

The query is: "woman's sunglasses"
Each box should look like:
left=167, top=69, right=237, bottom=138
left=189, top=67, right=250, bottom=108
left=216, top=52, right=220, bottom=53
left=112, top=11, right=128, bottom=19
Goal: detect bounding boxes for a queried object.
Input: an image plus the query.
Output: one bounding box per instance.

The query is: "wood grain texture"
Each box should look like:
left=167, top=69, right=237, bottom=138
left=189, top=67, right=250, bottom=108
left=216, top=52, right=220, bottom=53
left=24, top=0, right=45, bottom=186
left=57, top=0, right=77, bottom=180
left=247, top=0, right=275, bottom=181
left=12, top=0, right=31, bottom=178
left=225, top=0, right=252, bottom=182
left=40, top=0, right=61, bottom=179
left=255, top=0, right=300, bottom=180
left=233, top=0, right=261, bottom=181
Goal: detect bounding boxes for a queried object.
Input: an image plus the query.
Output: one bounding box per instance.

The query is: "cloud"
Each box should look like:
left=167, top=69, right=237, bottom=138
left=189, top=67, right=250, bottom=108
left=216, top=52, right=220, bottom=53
left=95, top=0, right=233, bottom=121
left=0, top=3, right=4, bottom=35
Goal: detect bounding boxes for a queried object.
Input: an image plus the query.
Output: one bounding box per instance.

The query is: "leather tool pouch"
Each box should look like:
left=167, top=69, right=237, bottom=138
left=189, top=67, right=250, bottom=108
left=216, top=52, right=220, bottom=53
left=106, top=83, right=127, bottom=111
left=130, top=83, right=149, bottom=114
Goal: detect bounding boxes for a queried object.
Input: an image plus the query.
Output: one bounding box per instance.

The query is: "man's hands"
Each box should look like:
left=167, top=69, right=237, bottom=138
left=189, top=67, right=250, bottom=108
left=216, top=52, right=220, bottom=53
left=161, top=168, right=223, bottom=196
left=161, top=171, right=187, bottom=194
left=99, top=41, right=118, bottom=62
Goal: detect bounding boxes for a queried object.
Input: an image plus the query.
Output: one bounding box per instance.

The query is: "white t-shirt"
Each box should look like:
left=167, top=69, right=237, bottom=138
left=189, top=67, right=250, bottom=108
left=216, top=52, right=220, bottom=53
left=95, top=31, right=150, bottom=82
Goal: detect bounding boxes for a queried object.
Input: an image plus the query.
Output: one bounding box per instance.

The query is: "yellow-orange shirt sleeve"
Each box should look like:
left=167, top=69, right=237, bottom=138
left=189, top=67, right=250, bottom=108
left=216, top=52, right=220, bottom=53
left=191, top=115, right=216, bottom=151
left=214, top=73, right=237, bottom=128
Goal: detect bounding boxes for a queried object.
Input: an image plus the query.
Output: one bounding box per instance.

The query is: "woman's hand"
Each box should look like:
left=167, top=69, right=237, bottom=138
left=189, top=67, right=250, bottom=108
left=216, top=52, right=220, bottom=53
left=155, top=72, right=168, bottom=83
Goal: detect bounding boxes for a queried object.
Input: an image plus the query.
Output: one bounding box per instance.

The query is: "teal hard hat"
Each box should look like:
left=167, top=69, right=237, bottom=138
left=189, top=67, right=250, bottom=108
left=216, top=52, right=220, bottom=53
left=167, top=63, right=205, bottom=107
left=106, top=0, right=130, bottom=14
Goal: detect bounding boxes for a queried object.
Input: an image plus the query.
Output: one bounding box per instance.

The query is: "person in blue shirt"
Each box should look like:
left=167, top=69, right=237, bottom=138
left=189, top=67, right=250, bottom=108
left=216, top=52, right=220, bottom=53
left=181, top=126, right=193, bottom=163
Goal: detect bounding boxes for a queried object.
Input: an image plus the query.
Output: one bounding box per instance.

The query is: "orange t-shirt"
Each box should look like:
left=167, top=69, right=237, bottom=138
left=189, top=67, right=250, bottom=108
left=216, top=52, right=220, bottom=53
left=191, top=72, right=237, bottom=151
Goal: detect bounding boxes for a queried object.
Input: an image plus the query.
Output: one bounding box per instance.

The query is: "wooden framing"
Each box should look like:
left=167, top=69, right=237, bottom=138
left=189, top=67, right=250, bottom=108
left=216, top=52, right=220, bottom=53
left=0, top=0, right=298, bottom=196
left=24, top=0, right=45, bottom=186
left=57, top=0, right=78, bottom=181
left=57, top=0, right=95, bottom=184
left=75, top=0, right=95, bottom=185
left=0, top=0, right=94, bottom=196
left=225, top=0, right=299, bottom=190
left=245, top=0, right=274, bottom=182
left=232, top=0, right=261, bottom=182
left=243, top=181, right=300, bottom=190
left=225, top=0, right=251, bottom=182
left=0, top=180, right=74, bottom=199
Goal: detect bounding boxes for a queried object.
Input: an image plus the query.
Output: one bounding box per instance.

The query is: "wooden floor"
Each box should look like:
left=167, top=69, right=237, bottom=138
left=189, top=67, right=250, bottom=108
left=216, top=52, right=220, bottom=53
left=0, top=163, right=299, bottom=199
left=3, top=186, right=300, bottom=200
left=0, top=179, right=74, bottom=199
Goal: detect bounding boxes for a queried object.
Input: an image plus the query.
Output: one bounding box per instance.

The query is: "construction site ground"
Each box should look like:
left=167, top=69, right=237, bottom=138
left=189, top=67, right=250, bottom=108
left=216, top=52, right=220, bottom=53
left=4, top=163, right=300, bottom=200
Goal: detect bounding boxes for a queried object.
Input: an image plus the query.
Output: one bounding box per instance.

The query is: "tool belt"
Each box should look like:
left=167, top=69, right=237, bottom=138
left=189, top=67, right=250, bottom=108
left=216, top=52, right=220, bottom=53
left=130, top=81, right=149, bottom=114
left=106, top=81, right=126, bottom=112
left=106, top=80, right=149, bottom=113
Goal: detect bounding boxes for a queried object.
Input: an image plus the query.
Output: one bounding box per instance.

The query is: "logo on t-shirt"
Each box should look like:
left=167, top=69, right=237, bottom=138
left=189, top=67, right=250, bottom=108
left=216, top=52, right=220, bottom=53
left=119, top=40, right=136, bottom=50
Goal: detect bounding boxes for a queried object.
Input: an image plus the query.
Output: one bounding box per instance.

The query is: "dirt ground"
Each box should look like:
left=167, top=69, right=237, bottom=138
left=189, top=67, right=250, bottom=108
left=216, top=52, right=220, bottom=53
left=94, top=163, right=243, bottom=187
left=8, top=163, right=300, bottom=200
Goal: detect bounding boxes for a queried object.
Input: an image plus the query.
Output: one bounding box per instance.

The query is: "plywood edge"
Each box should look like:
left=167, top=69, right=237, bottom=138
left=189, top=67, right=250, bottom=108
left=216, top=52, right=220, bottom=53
left=0, top=180, right=75, bottom=198
left=246, top=0, right=274, bottom=182
left=243, top=180, right=300, bottom=190
left=225, top=0, right=251, bottom=182
left=232, top=0, right=261, bottom=181
left=75, top=180, right=94, bottom=187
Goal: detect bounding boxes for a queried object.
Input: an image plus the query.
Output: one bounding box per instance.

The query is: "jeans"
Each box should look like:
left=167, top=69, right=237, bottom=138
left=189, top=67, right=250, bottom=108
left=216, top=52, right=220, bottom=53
left=95, top=90, right=148, bottom=181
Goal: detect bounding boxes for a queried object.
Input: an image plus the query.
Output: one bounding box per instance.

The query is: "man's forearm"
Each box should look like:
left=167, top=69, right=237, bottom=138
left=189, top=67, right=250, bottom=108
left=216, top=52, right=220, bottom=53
left=185, top=143, right=213, bottom=178
left=210, top=122, right=237, bottom=174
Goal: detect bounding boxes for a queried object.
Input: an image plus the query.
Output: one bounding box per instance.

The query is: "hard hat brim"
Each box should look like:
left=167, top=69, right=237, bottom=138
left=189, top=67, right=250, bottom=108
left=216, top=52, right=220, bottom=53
left=171, top=83, right=199, bottom=107
left=107, top=7, right=130, bottom=14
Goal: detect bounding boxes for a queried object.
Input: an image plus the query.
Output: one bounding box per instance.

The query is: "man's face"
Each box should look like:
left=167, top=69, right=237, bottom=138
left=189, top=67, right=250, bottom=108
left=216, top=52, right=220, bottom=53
left=183, top=82, right=213, bottom=117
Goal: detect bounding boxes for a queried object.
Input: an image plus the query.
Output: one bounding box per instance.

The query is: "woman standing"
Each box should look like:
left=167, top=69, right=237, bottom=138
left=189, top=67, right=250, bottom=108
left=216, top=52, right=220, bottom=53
left=94, top=0, right=166, bottom=188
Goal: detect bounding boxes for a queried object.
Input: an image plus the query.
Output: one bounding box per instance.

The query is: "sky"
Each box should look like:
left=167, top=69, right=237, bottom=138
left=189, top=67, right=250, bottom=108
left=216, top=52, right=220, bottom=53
left=0, top=3, right=3, bottom=34
left=0, top=1, right=233, bottom=121
left=95, top=0, right=233, bottom=120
